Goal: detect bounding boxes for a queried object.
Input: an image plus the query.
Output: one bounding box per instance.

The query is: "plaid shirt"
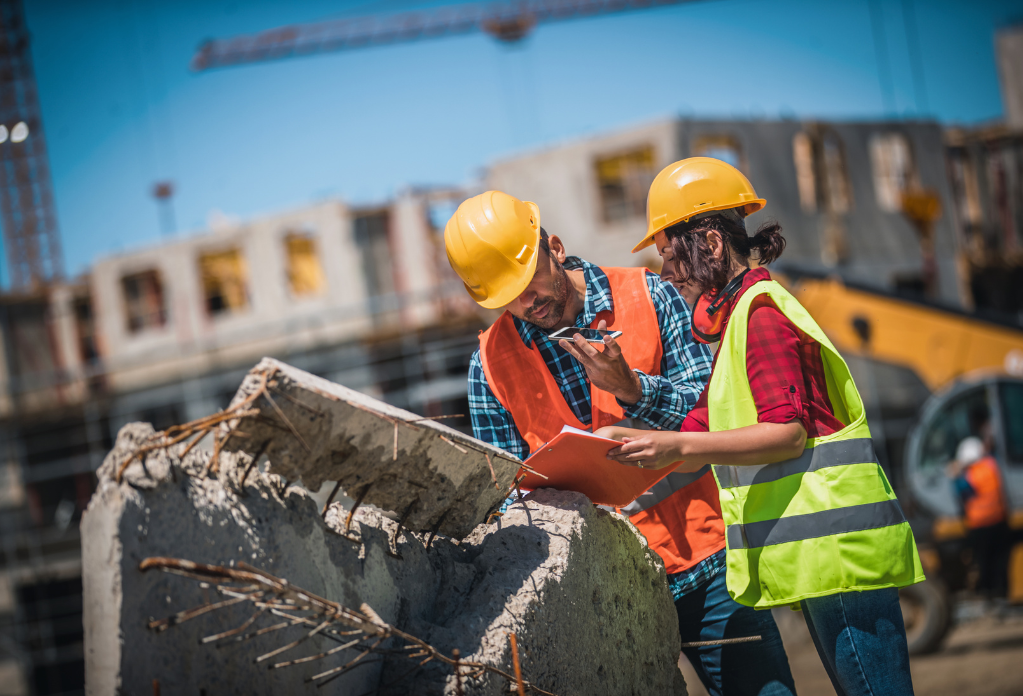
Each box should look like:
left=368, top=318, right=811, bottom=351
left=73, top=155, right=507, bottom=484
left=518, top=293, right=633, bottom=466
left=680, top=267, right=844, bottom=438
left=468, top=256, right=713, bottom=461
left=667, top=549, right=726, bottom=600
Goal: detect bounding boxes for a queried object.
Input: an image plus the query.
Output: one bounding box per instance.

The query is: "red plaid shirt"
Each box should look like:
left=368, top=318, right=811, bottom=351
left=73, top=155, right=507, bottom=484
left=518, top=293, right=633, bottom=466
left=681, top=267, right=845, bottom=437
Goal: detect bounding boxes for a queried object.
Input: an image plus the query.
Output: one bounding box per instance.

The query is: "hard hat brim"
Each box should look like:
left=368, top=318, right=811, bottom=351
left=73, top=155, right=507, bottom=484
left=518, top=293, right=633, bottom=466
left=632, top=199, right=766, bottom=253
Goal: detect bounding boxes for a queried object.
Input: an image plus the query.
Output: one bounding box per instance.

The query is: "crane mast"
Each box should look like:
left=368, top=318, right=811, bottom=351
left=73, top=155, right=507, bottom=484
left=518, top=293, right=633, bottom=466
left=0, top=0, right=62, bottom=291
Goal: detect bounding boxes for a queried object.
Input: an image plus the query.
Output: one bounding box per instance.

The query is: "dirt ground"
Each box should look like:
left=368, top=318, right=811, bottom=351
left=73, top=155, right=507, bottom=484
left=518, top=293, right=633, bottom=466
left=679, top=609, right=1023, bottom=696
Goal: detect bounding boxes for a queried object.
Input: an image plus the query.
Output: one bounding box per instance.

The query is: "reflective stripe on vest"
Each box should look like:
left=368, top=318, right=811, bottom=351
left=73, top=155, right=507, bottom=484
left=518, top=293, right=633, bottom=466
left=725, top=499, right=906, bottom=550
left=714, top=438, right=875, bottom=489
left=621, top=466, right=711, bottom=516
left=707, top=279, right=924, bottom=609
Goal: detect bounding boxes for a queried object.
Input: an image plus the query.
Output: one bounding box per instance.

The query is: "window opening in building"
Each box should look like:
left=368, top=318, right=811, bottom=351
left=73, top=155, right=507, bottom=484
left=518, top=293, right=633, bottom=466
left=793, top=133, right=817, bottom=213
left=692, top=134, right=744, bottom=170
left=198, top=248, right=249, bottom=316
left=73, top=296, right=99, bottom=364
left=284, top=232, right=326, bottom=297
left=870, top=132, right=918, bottom=212
left=821, top=136, right=852, bottom=214
left=121, top=270, right=166, bottom=333
left=353, top=211, right=396, bottom=300
left=792, top=129, right=853, bottom=214
left=594, top=146, right=656, bottom=223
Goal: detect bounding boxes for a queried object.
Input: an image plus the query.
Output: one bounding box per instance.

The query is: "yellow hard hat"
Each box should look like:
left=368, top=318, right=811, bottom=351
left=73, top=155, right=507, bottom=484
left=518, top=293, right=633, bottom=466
left=444, top=190, right=542, bottom=309
left=633, top=157, right=766, bottom=253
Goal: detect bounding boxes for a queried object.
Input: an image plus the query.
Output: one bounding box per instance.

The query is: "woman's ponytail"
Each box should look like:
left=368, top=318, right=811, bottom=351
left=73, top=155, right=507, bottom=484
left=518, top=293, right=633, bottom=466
left=749, top=222, right=786, bottom=266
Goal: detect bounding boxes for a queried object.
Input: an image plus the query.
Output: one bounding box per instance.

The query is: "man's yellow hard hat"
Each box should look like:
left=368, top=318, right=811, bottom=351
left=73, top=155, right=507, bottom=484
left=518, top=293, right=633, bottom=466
left=633, top=157, right=766, bottom=253
left=444, top=190, right=542, bottom=309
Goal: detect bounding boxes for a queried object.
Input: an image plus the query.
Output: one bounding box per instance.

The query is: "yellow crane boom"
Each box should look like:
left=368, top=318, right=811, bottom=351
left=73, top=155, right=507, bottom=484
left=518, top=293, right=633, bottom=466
left=781, top=273, right=1023, bottom=392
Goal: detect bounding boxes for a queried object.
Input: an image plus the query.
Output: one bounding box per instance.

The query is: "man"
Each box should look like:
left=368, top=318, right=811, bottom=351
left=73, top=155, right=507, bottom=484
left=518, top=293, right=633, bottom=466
left=444, top=190, right=796, bottom=696
left=948, top=435, right=1011, bottom=603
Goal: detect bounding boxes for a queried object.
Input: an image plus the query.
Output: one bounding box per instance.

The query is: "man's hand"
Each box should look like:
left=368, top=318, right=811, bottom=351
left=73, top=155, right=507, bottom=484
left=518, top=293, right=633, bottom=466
left=558, top=320, right=643, bottom=404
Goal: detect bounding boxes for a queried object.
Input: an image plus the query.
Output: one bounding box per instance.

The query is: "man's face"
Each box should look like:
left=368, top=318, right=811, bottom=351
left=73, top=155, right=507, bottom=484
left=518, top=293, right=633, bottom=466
left=504, top=239, right=571, bottom=330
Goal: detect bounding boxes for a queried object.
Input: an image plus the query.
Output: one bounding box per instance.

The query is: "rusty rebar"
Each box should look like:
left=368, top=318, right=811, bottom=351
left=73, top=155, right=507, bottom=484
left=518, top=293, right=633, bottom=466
left=140, top=557, right=557, bottom=695
left=240, top=439, right=271, bottom=492
left=321, top=481, right=343, bottom=518
left=510, top=633, right=525, bottom=696
left=679, top=635, right=762, bottom=648
left=485, top=453, right=500, bottom=490
left=453, top=648, right=463, bottom=696
left=344, top=484, right=371, bottom=533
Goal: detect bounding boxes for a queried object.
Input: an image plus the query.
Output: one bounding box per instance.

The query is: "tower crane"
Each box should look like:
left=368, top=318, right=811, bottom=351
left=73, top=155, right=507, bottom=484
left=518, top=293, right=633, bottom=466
left=0, top=0, right=63, bottom=291
left=192, top=0, right=705, bottom=71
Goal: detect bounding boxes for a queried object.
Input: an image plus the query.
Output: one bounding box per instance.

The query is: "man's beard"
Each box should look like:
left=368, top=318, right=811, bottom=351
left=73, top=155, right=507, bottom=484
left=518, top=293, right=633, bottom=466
left=523, top=261, right=570, bottom=330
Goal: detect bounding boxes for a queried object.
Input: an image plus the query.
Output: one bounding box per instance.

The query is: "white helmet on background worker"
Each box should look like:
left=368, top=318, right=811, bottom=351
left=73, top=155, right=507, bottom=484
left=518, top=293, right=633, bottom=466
left=955, top=436, right=985, bottom=465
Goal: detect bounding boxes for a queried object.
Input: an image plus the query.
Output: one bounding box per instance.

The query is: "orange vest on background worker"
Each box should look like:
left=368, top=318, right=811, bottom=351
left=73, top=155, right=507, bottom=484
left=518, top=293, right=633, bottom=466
left=479, top=266, right=725, bottom=574
left=964, top=456, right=1008, bottom=529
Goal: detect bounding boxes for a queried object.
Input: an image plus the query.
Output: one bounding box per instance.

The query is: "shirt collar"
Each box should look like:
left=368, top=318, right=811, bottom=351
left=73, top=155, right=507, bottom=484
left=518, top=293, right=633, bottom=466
left=513, top=256, right=612, bottom=346
left=717, top=266, right=772, bottom=336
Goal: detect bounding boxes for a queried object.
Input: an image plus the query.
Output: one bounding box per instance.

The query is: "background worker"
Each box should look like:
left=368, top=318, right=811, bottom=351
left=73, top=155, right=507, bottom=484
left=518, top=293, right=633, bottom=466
left=600, top=158, right=924, bottom=696
left=444, top=190, right=797, bottom=696
left=947, top=435, right=1011, bottom=603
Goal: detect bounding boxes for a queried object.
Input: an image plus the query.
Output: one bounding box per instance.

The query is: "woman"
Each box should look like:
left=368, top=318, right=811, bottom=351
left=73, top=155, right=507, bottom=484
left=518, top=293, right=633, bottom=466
left=598, top=157, right=925, bottom=696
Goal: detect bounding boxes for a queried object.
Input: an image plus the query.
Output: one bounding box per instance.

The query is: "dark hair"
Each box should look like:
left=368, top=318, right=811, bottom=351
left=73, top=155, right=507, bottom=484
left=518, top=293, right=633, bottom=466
left=664, top=214, right=786, bottom=292
left=538, top=227, right=551, bottom=256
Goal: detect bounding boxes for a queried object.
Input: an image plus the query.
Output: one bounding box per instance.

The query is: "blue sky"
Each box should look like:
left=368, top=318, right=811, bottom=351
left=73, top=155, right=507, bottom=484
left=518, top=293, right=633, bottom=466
left=13, top=0, right=1023, bottom=282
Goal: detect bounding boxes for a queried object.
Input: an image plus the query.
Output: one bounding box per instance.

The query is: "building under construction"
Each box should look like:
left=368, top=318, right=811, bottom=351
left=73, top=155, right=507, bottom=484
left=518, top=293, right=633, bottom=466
left=0, top=189, right=489, bottom=695
left=0, top=5, right=1019, bottom=689
left=0, top=110, right=1019, bottom=693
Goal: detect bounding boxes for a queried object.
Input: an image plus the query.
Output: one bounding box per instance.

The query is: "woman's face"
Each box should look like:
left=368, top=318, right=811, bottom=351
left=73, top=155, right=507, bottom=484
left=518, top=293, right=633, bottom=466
left=653, top=230, right=702, bottom=305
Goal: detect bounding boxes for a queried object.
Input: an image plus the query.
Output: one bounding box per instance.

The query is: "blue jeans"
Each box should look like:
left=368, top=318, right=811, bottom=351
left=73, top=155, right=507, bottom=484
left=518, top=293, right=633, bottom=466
left=802, top=588, right=915, bottom=696
left=675, top=568, right=796, bottom=696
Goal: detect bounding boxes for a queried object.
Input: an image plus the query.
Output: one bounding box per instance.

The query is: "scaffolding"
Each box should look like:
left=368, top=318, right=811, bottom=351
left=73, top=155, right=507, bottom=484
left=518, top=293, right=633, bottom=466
left=0, top=0, right=63, bottom=291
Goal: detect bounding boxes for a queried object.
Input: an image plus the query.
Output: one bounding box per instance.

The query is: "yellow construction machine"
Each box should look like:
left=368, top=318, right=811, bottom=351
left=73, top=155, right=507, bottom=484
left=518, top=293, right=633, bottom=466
left=780, top=270, right=1023, bottom=654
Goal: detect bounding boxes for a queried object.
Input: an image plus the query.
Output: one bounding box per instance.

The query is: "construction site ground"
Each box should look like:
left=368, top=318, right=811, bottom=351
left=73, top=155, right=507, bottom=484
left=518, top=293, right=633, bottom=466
left=679, top=610, right=1023, bottom=696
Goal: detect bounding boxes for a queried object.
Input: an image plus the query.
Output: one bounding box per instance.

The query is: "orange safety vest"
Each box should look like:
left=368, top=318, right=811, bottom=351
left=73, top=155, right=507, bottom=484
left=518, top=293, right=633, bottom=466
left=964, top=456, right=1008, bottom=529
left=479, top=265, right=725, bottom=574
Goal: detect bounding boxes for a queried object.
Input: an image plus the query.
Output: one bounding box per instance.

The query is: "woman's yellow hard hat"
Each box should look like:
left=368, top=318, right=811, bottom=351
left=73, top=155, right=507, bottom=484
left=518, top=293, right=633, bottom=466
left=444, top=190, right=542, bottom=309
left=633, top=157, right=766, bottom=253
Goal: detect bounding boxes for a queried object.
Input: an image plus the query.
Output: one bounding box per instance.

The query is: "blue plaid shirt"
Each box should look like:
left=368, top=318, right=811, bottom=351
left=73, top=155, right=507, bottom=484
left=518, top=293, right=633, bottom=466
left=469, top=257, right=718, bottom=597
left=468, top=256, right=712, bottom=459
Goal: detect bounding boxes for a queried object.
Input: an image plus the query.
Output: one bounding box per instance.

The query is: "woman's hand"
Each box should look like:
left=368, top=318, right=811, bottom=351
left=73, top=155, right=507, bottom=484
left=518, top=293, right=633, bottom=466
left=604, top=431, right=698, bottom=472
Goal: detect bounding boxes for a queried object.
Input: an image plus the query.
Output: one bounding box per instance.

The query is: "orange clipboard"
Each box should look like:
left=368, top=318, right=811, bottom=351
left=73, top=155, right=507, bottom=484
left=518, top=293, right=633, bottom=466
left=518, top=426, right=678, bottom=508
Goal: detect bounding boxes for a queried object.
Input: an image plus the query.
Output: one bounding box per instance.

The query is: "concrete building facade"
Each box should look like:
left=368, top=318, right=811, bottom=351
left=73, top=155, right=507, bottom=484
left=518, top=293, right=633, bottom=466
left=488, top=117, right=966, bottom=307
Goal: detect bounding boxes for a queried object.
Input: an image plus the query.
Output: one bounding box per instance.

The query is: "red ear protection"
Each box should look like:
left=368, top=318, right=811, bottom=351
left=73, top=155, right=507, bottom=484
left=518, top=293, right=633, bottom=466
left=692, top=269, right=750, bottom=344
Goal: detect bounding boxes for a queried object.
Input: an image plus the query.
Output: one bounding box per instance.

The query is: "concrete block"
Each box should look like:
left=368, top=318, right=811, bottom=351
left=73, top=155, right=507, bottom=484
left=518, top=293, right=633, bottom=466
left=84, top=424, right=686, bottom=696
left=223, top=358, right=519, bottom=539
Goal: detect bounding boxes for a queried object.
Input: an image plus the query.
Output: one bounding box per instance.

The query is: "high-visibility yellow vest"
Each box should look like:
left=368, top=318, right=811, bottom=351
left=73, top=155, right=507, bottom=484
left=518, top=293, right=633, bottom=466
left=708, top=280, right=925, bottom=609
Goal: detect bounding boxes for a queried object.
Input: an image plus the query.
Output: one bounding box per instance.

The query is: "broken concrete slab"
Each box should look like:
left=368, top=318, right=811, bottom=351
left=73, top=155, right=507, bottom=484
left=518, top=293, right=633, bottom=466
left=222, top=358, right=519, bottom=539
left=84, top=423, right=687, bottom=696
left=376, top=488, right=689, bottom=696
